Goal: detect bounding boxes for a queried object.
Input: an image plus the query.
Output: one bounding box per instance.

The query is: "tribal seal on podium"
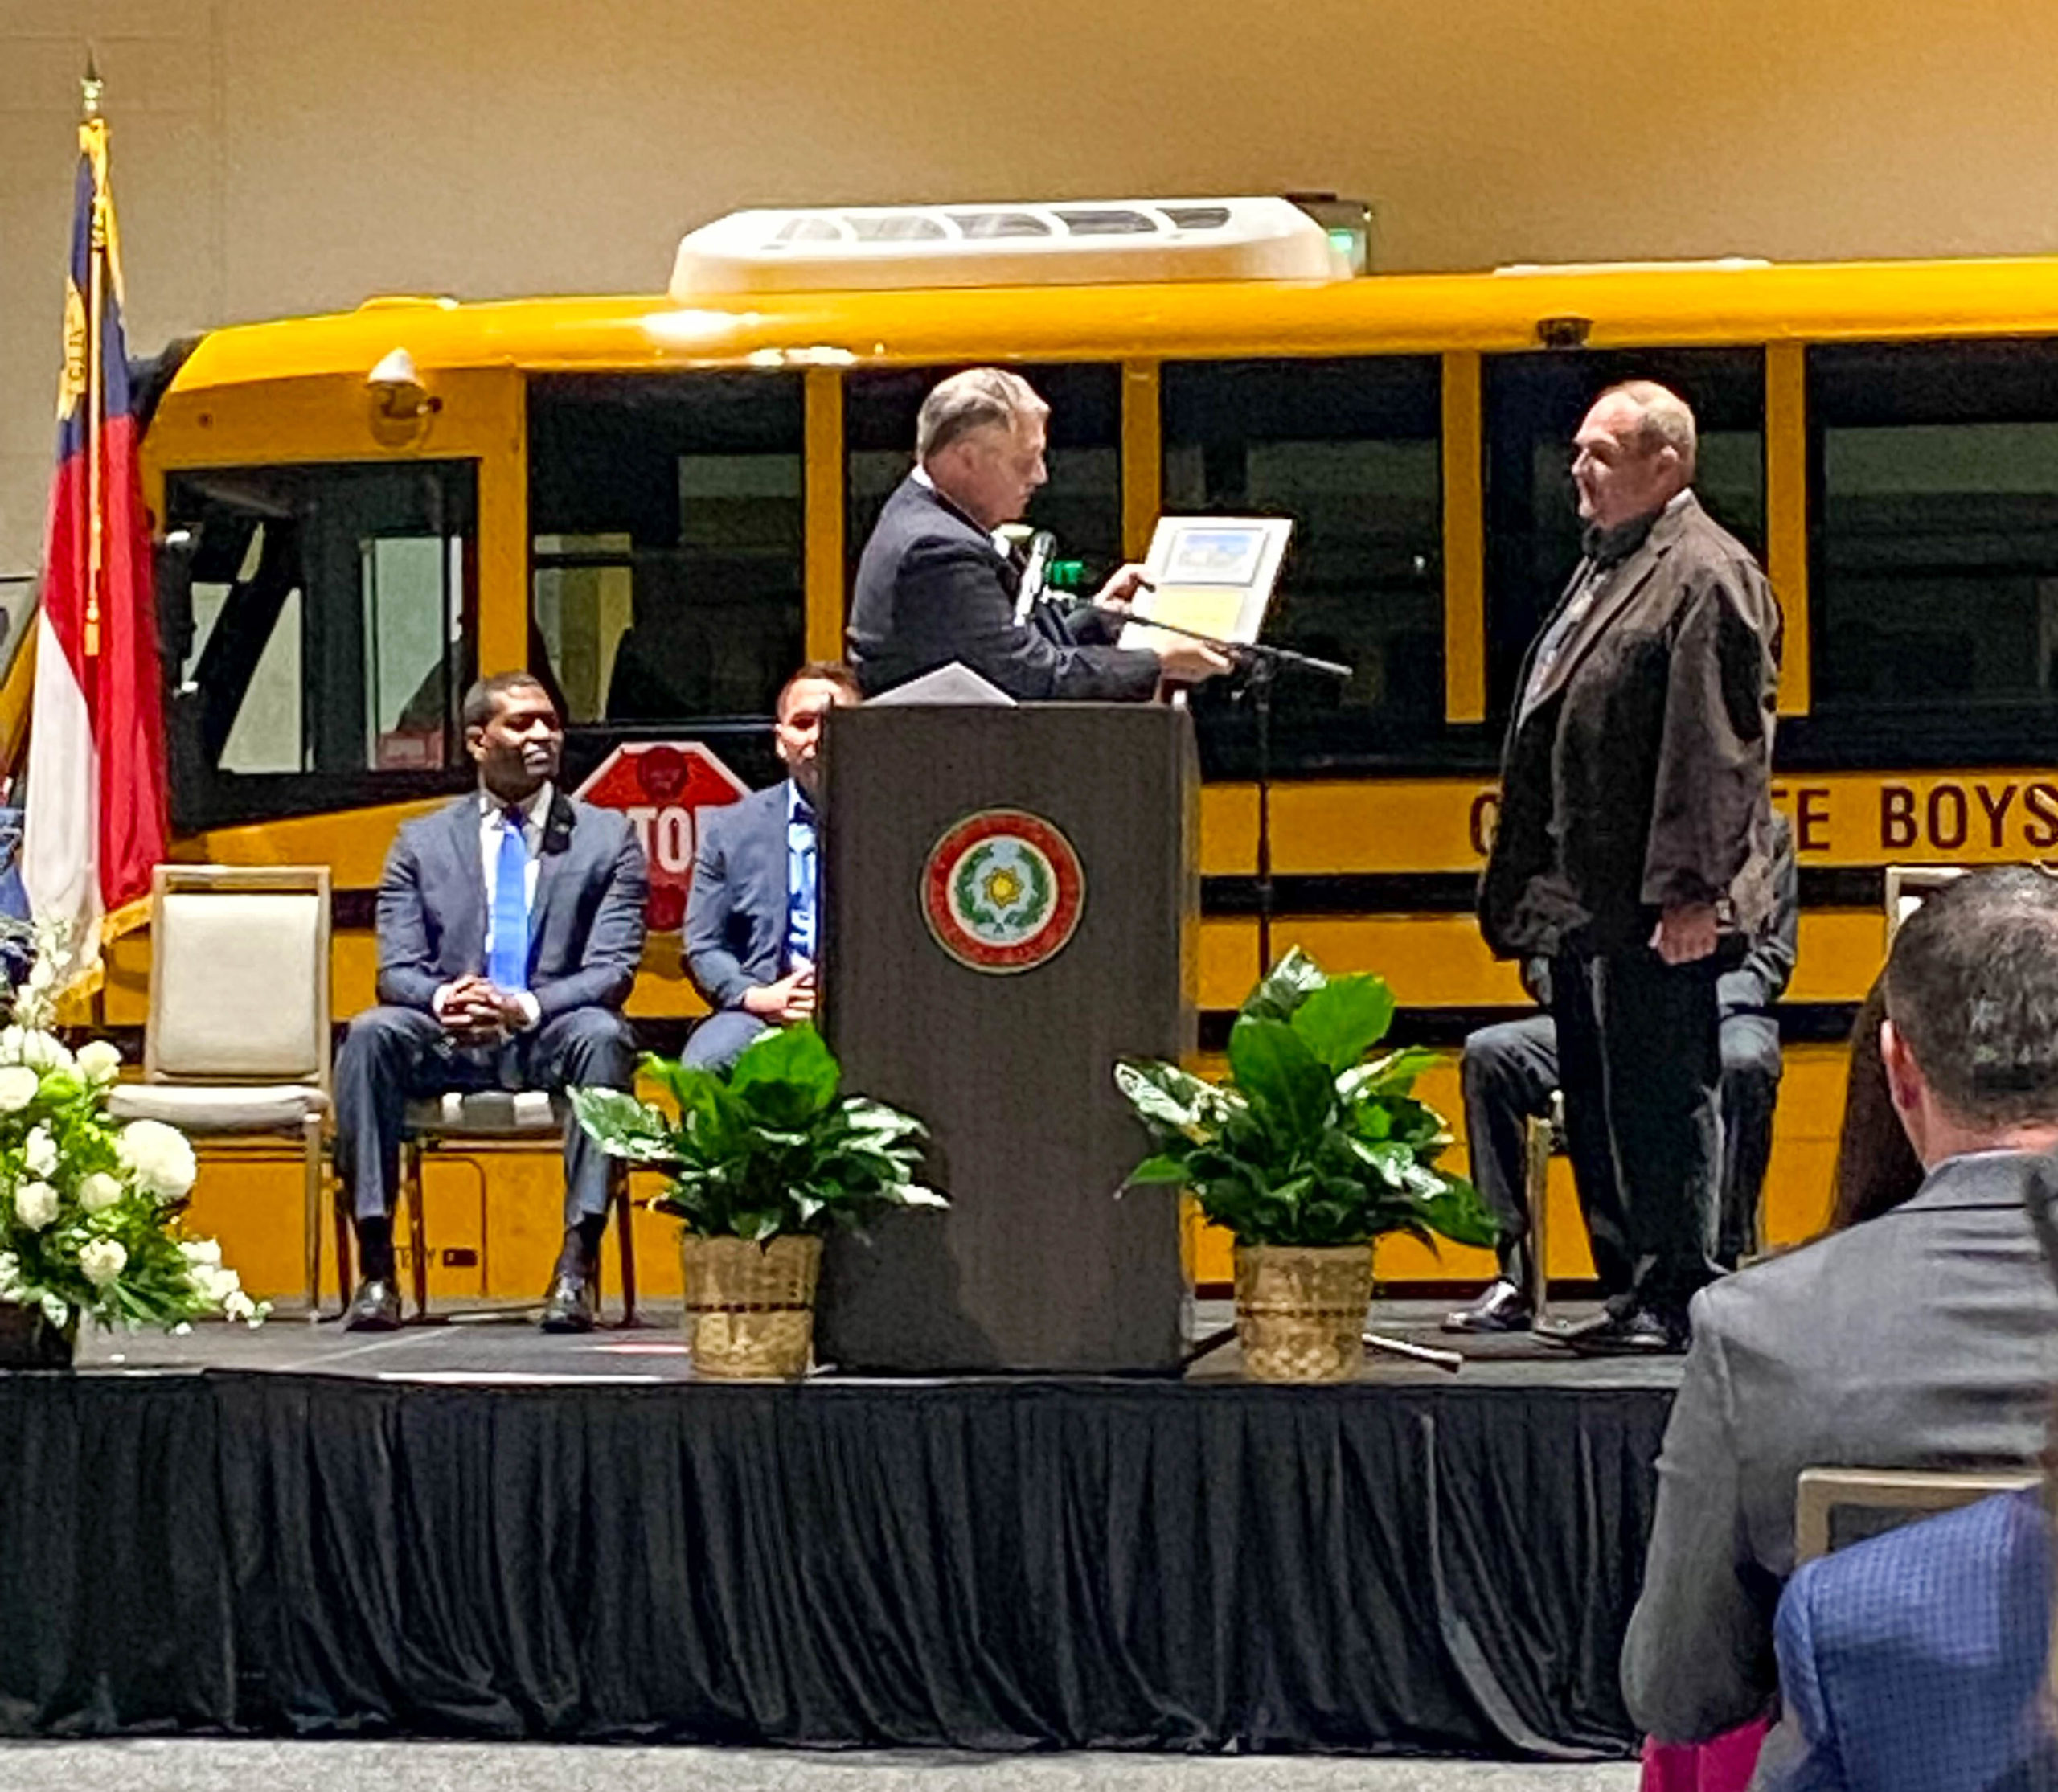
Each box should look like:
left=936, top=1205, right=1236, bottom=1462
left=920, top=807, right=1085, bottom=974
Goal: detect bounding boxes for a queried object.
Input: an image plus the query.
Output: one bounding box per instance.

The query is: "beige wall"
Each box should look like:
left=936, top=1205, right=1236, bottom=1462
left=5, top=0, right=2058, bottom=576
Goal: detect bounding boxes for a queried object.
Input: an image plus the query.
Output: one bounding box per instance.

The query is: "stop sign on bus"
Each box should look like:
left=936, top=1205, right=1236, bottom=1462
left=574, top=742, right=749, bottom=933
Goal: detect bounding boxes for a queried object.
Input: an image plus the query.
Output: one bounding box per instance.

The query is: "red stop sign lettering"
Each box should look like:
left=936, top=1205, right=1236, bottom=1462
left=573, top=742, right=749, bottom=933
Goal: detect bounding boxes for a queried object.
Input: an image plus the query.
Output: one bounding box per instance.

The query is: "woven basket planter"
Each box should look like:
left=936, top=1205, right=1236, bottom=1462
left=679, top=1233, right=822, bottom=1380
left=1232, top=1242, right=1375, bottom=1383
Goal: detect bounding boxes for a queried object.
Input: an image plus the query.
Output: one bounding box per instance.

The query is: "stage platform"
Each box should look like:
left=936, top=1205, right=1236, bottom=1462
left=0, top=1302, right=1678, bottom=1760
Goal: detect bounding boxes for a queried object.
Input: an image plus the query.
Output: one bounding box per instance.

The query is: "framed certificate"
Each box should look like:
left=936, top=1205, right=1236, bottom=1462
left=1120, top=515, right=1292, bottom=653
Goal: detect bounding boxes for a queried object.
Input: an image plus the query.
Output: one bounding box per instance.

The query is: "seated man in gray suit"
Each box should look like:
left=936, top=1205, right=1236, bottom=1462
left=1621, top=865, right=2058, bottom=1751
left=334, top=671, right=648, bottom=1334
left=682, top=662, right=859, bottom=1072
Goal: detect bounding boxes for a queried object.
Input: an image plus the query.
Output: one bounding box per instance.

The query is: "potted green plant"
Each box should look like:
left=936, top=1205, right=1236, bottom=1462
left=0, top=920, right=267, bottom=1367
left=1116, top=948, right=1494, bottom=1383
left=572, top=1021, right=942, bottom=1379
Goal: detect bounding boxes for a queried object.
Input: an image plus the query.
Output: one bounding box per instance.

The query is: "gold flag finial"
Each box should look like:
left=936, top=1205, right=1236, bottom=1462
left=82, top=53, right=103, bottom=120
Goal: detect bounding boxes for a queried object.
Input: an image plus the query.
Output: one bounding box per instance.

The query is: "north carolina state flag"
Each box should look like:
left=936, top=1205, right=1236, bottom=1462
left=24, top=92, right=169, bottom=986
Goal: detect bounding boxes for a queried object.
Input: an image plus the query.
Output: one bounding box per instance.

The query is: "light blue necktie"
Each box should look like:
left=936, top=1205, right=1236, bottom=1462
left=489, top=806, right=529, bottom=990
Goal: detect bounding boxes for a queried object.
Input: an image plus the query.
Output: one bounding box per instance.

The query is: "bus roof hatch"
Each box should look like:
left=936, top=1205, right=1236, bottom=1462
left=668, top=197, right=1347, bottom=297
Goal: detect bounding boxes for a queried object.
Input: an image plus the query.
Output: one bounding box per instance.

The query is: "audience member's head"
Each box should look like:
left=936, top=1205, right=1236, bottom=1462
left=1827, top=976, right=1926, bottom=1232
left=1880, top=866, right=2058, bottom=1168
left=774, top=661, right=859, bottom=800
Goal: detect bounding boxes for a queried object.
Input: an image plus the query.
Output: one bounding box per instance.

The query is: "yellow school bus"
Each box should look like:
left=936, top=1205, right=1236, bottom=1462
left=25, top=197, right=2058, bottom=1302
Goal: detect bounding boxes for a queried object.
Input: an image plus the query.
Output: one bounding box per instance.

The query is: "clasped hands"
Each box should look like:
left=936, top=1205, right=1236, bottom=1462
left=741, top=967, right=817, bottom=1027
left=435, top=974, right=535, bottom=1046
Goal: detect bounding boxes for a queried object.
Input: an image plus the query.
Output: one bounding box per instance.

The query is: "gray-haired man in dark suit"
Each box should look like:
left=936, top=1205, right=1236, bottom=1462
left=683, top=662, right=859, bottom=1072
left=847, top=367, right=1229, bottom=700
left=334, top=671, right=648, bottom=1334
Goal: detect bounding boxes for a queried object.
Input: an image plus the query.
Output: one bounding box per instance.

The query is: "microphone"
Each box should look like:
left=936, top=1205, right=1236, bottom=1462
left=1014, top=529, right=1058, bottom=623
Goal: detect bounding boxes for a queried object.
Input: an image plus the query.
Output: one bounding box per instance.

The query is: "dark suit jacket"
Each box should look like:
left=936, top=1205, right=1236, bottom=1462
left=847, top=474, right=1162, bottom=700
left=1480, top=491, right=1783, bottom=959
left=1768, top=1489, right=2054, bottom=1792
left=683, top=780, right=791, bottom=1010
left=1620, top=1150, right=2058, bottom=1745
left=375, top=790, right=649, bottom=1021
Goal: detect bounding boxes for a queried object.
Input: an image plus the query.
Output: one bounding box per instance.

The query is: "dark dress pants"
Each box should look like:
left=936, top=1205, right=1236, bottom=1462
left=1716, top=1013, right=1781, bottom=1265
left=682, top=1007, right=769, bottom=1073
left=334, top=1004, right=637, bottom=1230
left=1463, top=1007, right=1631, bottom=1299
left=1550, top=949, right=1723, bottom=1316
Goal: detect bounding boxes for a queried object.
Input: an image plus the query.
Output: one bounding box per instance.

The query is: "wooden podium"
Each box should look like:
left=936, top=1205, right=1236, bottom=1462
left=814, top=703, right=1196, bottom=1373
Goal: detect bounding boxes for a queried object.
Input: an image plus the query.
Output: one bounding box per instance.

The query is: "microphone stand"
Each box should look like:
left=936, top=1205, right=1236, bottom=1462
left=1112, top=614, right=1451, bottom=1375
left=1106, top=607, right=1350, bottom=982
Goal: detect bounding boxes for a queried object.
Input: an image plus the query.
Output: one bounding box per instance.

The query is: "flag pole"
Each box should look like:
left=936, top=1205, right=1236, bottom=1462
left=80, top=61, right=105, bottom=660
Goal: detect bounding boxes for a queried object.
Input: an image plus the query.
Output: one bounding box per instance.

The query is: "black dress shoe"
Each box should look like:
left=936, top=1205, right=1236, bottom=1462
left=343, top=1277, right=401, bottom=1332
left=1441, top=1278, right=1532, bottom=1335
left=1559, top=1306, right=1689, bottom=1357
left=539, top=1272, right=596, bottom=1334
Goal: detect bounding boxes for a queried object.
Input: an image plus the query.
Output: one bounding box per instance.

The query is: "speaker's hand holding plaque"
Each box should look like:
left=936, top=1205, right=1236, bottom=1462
left=1118, top=517, right=1293, bottom=659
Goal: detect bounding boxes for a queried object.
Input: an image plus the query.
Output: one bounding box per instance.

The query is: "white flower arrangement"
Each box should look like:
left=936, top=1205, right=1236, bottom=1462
left=0, top=917, right=267, bottom=1338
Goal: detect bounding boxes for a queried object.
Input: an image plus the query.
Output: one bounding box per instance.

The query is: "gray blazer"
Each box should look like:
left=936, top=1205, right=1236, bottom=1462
left=375, top=789, right=649, bottom=1022
left=684, top=781, right=791, bottom=1010
left=1621, top=1148, right=2058, bottom=1744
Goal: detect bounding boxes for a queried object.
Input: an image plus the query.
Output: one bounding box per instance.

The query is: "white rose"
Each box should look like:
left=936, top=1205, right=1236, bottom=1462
left=0, top=1027, right=22, bottom=1068
left=78, top=1237, right=127, bottom=1288
left=178, top=1237, right=223, bottom=1269
left=23, top=1127, right=57, bottom=1178
left=76, top=1040, right=121, bottom=1085
left=18, top=1031, right=72, bottom=1074
left=0, top=1066, right=38, bottom=1113
left=13, top=1181, right=58, bottom=1230
left=118, top=1119, right=197, bottom=1200
left=76, top=1171, right=123, bottom=1215
left=223, top=1290, right=258, bottom=1324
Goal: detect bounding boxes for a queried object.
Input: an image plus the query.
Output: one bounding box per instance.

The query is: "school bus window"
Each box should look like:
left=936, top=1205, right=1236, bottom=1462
left=844, top=363, right=1122, bottom=585
left=1162, top=355, right=1441, bottom=770
left=1808, top=341, right=2058, bottom=757
left=1483, top=348, right=1764, bottom=722
left=160, top=461, right=475, bottom=829
left=529, top=372, right=805, bottom=725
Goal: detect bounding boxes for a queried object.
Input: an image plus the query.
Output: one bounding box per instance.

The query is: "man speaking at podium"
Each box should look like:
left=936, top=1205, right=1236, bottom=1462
left=848, top=367, right=1229, bottom=699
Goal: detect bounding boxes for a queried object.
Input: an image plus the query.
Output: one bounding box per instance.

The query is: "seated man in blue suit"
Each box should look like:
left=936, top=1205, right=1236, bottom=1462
left=683, top=662, right=859, bottom=1072
left=335, top=671, right=648, bottom=1334
left=1767, top=1478, right=2053, bottom=1791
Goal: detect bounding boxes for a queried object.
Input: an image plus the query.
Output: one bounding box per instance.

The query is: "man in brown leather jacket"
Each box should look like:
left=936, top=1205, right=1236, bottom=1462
left=1478, top=382, right=1782, bottom=1354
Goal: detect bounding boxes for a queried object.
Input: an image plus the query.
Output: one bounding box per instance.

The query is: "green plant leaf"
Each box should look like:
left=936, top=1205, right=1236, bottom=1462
left=1288, top=973, right=1396, bottom=1073
left=1228, top=1016, right=1332, bottom=1146
left=1123, top=1154, right=1191, bottom=1187
left=1237, top=946, right=1328, bottom=1022
left=568, top=1086, right=678, bottom=1163
left=728, top=1021, right=841, bottom=1126
left=1336, top=1046, right=1442, bottom=1105
left=1114, top=1060, right=1224, bottom=1138
left=1414, top=1176, right=1499, bottom=1249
